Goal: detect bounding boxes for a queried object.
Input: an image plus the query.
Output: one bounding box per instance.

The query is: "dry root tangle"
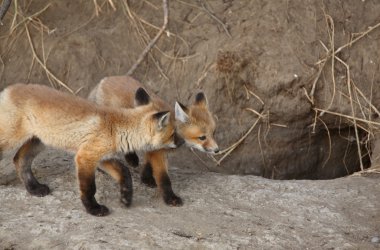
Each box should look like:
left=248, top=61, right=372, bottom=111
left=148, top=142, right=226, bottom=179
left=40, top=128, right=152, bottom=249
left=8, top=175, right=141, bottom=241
left=304, top=8, right=380, bottom=171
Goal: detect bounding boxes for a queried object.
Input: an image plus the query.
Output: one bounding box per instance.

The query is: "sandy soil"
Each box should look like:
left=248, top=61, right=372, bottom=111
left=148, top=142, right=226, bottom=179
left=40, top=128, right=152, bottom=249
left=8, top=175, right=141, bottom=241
left=0, top=148, right=379, bottom=249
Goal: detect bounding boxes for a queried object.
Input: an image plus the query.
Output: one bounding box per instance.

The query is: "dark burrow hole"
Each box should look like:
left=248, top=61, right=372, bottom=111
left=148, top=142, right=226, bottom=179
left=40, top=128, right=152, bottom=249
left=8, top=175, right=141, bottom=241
left=241, top=126, right=372, bottom=180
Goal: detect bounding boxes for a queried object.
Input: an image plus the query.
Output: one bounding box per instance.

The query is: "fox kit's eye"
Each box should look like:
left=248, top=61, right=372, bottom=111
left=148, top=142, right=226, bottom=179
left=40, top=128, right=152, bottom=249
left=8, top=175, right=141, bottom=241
left=198, top=135, right=206, bottom=141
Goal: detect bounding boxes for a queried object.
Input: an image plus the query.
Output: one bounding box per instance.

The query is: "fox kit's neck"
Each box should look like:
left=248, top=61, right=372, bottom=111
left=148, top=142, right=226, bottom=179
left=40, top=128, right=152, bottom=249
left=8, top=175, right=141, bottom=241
left=115, top=126, right=144, bottom=153
left=112, top=109, right=151, bottom=153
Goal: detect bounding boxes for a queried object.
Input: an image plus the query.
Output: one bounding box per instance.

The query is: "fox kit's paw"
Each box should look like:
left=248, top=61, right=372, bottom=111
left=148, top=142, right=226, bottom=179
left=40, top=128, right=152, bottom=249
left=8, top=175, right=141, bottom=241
left=86, top=205, right=110, bottom=217
left=120, top=197, right=132, bottom=207
left=120, top=187, right=133, bottom=207
left=164, top=193, right=183, bottom=207
left=27, top=184, right=50, bottom=197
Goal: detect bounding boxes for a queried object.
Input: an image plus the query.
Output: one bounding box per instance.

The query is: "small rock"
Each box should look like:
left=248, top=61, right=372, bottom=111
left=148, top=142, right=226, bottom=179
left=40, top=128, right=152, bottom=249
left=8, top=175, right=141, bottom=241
left=371, top=236, right=380, bottom=243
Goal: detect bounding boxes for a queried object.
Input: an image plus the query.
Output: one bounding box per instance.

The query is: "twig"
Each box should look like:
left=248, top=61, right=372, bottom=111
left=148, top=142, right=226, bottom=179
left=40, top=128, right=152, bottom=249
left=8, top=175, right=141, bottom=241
left=245, top=108, right=265, bottom=118
left=198, top=0, right=231, bottom=38
left=9, top=0, right=17, bottom=31
left=257, top=124, right=266, bottom=169
left=93, top=0, right=116, bottom=16
left=314, top=108, right=380, bottom=127
left=25, top=25, right=74, bottom=94
left=318, top=11, right=336, bottom=116
left=0, top=54, right=4, bottom=79
left=352, top=80, right=380, bottom=118
left=334, top=55, right=363, bottom=171
left=244, top=84, right=265, bottom=105
left=316, top=21, right=380, bottom=65
left=137, top=16, right=191, bottom=59
left=175, top=0, right=201, bottom=10
left=310, top=17, right=380, bottom=113
left=126, top=0, right=169, bottom=76
left=351, top=168, right=380, bottom=176
left=190, top=148, right=214, bottom=171
left=309, top=59, right=326, bottom=104
left=270, top=123, right=288, bottom=128
left=196, top=62, right=214, bottom=86
left=0, top=0, right=12, bottom=25
left=317, top=117, right=332, bottom=169
left=10, top=3, right=51, bottom=34
left=214, top=110, right=263, bottom=165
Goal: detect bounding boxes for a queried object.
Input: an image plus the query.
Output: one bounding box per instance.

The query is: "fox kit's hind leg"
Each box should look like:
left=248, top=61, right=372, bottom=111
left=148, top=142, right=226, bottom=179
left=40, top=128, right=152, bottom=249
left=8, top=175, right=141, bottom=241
left=75, top=147, right=109, bottom=216
left=141, top=161, right=157, bottom=188
left=143, top=150, right=183, bottom=206
left=100, top=159, right=133, bottom=207
left=13, top=137, right=49, bottom=197
left=124, top=152, right=139, bottom=168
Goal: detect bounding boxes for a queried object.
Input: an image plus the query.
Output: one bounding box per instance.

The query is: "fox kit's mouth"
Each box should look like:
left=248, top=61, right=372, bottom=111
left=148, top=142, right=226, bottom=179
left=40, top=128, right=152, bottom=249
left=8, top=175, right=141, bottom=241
left=206, top=148, right=220, bottom=155
left=174, top=133, right=185, bottom=147
left=168, top=143, right=178, bottom=149
left=186, top=142, right=219, bottom=154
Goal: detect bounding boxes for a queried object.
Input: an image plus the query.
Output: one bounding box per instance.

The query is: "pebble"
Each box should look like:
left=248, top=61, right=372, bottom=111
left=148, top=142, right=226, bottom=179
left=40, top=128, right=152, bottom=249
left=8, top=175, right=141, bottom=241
left=371, top=236, right=380, bottom=243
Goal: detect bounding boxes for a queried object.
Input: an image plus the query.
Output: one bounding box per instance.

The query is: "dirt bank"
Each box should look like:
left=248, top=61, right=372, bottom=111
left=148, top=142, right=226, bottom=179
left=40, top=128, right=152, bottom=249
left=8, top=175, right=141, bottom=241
left=1, top=0, right=379, bottom=178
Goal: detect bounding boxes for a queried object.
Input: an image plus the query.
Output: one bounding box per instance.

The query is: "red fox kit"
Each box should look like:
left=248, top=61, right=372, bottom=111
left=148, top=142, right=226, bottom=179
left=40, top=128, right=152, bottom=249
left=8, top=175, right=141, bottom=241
left=0, top=83, right=181, bottom=216
left=89, top=76, right=219, bottom=206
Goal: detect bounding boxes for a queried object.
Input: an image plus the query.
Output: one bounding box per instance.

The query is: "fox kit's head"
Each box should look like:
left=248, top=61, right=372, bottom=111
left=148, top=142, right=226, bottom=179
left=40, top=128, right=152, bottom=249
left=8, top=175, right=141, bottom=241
left=134, top=88, right=184, bottom=151
left=174, top=92, right=219, bottom=154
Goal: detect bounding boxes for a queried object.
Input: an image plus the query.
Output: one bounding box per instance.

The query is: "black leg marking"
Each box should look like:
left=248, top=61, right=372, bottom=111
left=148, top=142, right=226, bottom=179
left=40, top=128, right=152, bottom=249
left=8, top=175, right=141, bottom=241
left=141, top=162, right=157, bottom=188
left=161, top=174, right=183, bottom=206
left=13, top=137, right=50, bottom=197
left=119, top=161, right=133, bottom=207
left=100, top=159, right=133, bottom=207
left=124, top=152, right=139, bottom=168
left=79, top=173, right=109, bottom=216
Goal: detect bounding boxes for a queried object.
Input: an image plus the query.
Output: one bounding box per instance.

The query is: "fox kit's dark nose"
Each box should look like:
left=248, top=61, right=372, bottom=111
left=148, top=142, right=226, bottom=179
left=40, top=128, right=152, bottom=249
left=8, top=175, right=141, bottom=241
left=214, top=148, right=220, bottom=154
left=174, top=133, right=185, bottom=147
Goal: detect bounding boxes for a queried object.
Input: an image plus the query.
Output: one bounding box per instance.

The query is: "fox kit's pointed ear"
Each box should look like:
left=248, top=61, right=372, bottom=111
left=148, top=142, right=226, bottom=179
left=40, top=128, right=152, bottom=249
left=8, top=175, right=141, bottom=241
left=175, top=101, right=189, bottom=123
left=135, top=87, right=150, bottom=106
left=194, top=92, right=208, bottom=108
left=153, top=111, right=171, bottom=130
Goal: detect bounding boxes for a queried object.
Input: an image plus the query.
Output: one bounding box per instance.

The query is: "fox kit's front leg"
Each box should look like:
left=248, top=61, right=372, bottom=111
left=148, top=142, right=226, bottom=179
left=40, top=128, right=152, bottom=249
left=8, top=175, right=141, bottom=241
left=100, top=159, right=133, bottom=207
left=13, top=137, right=50, bottom=197
left=143, top=150, right=182, bottom=206
left=75, top=147, right=109, bottom=216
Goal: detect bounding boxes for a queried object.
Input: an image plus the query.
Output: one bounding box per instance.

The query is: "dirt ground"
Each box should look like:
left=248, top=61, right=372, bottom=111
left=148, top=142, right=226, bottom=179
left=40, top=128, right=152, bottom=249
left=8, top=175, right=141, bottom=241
left=0, top=0, right=380, bottom=249
left=0, top=148, right=379, bottom=249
